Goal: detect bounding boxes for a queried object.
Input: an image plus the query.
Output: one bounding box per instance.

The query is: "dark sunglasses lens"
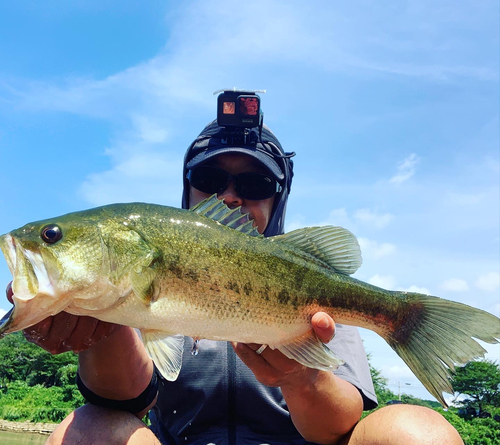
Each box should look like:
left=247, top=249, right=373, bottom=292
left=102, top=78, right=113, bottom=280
left=190, top=166, right=228, bottom=194
left=237, top=173, right=276, bottom=200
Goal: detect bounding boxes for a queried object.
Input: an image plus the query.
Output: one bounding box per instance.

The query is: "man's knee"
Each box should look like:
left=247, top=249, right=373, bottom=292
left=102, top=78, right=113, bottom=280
left=342, top=405, right=463, bottom=445
left=47, top=404, right=160, bottom=445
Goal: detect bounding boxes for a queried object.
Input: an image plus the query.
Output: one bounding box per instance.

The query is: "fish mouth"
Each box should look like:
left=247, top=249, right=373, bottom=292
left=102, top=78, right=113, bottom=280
left=0, top=234, right=57, bottom=299
left=1, top=234, right=41, bottom=299
left=0, top=234, right=68, bottom=334
left=0, top=234, right=16, bottom=275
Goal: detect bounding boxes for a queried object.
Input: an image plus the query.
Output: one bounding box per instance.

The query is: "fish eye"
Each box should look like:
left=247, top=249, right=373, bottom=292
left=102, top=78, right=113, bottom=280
left=41, top=224, right=63, bottom=244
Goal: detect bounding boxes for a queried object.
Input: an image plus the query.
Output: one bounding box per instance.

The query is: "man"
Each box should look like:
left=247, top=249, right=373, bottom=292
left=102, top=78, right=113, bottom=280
left=7, top=120, right=463, bottom=444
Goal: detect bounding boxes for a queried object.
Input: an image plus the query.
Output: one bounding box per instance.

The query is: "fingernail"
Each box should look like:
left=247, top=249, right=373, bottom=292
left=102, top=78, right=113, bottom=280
left=317, top=315, right=330, bottom=329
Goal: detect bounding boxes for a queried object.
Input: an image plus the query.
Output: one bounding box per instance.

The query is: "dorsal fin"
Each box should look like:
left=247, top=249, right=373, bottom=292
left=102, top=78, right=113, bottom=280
left=271, top=226, right=362, bottom=275
left=190, top=194, right=261, bottom=237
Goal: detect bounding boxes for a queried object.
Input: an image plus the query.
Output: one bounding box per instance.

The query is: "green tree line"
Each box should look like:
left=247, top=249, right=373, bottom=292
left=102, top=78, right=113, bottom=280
left=366, top=355, right=500, bottom=445
left=0, top=332, right=84, bottom=422
left=0, top=333, right=499, bottom=444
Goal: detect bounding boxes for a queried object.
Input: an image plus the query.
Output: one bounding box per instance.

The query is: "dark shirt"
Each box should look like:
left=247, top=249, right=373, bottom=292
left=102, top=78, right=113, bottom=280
left=150, top=324, right=377, bottom=445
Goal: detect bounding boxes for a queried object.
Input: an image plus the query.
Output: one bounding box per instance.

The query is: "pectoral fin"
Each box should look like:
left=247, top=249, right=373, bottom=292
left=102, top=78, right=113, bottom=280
left=276, top=330, right=344, bottom=371
left=140, top=330, right=185, bottom=381
left=104, top=226, right=160, bottom=285
left=131, top=266, right=157, bottom=303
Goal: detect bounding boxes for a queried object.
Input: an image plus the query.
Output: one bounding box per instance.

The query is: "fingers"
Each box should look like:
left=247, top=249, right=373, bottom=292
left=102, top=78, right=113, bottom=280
left=62, top=317, right=120, bottom=353
left=24, top=311, right=79, bottom=354
left=22, top=311, right=121, bottom=355
left=7, top=280, right=122, bottom=354
left=311, top=312, right=336, bottom=343
left=232, top=342, right=268, bottom=369
left=24, top=317, right=54, bottom=344
left=232, top=342, right=279, bottom=385
left=234, top=312, right=336, bottom=387
left=232, top=342, right=305, bottom=387
left=63, top=316, right=99, bottom=353
left=91, top=320, right=122, bottom=346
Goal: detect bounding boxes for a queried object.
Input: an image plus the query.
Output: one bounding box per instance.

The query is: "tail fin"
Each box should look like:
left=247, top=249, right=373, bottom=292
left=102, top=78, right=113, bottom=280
left=386, top=293, right=500, bottom=407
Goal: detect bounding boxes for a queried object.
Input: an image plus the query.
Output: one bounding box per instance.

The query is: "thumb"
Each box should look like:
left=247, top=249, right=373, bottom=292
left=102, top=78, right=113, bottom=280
left=311, top=312, right=336, bottom=343
left=6, top=281, right=13, bottom=304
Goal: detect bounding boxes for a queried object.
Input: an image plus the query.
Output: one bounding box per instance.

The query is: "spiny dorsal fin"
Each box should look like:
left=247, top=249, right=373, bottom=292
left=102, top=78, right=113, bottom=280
left=190, top=194, right=261, bottom=237
left=271, top=226, right=362, bottom=275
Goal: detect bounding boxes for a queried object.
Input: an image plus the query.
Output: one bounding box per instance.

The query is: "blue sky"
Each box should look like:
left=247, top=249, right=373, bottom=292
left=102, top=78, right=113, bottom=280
left=0, top=0, right=498, bottom=403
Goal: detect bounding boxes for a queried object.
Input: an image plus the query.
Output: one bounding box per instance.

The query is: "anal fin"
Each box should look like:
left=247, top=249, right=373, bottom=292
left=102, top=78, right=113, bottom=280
left=276, top=330, right=344, bottom=371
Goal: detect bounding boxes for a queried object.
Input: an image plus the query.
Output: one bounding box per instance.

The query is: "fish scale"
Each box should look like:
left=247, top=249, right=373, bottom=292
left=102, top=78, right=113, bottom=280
left=0, top=195, right=499, bottom=407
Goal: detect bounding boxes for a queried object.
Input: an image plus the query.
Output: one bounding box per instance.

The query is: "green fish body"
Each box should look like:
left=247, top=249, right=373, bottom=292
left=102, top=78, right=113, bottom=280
left=1, top=195, right=499, bottom=406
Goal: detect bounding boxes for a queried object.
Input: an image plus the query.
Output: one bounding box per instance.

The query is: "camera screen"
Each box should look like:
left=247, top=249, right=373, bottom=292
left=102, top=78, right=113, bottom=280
left=223, top=101, right=235, bottom=115
left=217, top=91, right=261, bottom=128
left=238, top=97, right=259, bottom=116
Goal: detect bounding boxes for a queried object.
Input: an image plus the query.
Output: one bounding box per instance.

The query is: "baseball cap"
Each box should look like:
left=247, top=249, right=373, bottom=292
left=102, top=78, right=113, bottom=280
left=182, top=120, right=295, bottom=236
left=185, top=121, right=287, bottom=181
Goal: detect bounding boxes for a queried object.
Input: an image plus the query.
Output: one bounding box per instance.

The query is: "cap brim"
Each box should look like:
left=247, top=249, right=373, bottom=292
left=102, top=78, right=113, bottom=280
left=186, top=147, right=284, bottom=181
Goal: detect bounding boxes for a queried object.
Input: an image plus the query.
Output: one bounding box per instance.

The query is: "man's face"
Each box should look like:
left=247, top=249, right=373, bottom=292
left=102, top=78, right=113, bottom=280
left=189, top=153, right=276, bottom=234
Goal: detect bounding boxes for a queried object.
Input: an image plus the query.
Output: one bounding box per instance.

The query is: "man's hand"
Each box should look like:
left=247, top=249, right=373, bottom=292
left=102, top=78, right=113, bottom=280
left=6, top=281, right=121, bottom=354
left=232, top=312, right=335, bottom=388
left=234, top=313, right=363, bottom=444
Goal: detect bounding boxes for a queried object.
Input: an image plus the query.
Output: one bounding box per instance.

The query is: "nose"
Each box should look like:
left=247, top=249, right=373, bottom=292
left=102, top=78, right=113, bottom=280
left=218, top=181, right=243, bottom=208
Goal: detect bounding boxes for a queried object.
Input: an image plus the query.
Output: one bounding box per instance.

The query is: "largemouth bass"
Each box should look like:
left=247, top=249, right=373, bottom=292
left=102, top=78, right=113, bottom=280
left=0, top=195, right=498, bottom=406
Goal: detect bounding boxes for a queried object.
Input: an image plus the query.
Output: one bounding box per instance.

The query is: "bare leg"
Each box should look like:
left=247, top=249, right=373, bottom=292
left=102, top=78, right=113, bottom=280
left=46, top=404, right=161, bottom=445
left=339, top=405, right=463, bottom=445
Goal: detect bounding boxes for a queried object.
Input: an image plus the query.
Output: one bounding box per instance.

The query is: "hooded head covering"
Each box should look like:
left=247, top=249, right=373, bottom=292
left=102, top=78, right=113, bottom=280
left=182, top=120, right=294, bottom=236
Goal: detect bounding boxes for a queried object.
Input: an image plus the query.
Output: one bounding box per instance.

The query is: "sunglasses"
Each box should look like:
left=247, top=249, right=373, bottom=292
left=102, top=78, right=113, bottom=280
left=187, top=165, right=281, bottom=200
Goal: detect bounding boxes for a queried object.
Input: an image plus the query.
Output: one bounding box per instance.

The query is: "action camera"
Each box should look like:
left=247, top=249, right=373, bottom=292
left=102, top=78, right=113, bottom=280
left=215, top=89, right=265, bottom=130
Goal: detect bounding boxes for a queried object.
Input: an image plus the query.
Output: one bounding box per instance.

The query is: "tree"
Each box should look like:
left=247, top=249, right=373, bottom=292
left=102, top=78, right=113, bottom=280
left=0, top=332, right=84, bottom=422
left=0, top=332, right=78, bottom=388
left=451, top=360, right=500, bottom=416
left=0, top=332, right=39, bottom=387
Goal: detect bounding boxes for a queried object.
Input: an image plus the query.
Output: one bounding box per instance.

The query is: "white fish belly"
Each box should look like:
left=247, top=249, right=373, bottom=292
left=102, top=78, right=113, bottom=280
left=75, top=289, right=312, bottom=347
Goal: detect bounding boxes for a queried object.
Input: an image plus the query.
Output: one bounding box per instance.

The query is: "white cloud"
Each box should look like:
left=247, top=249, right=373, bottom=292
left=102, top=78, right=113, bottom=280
left=441, top=278, right=469, bottom=292
left=405, top=285, right=431, bottom=295
left=285, top=215, right=306, bottom=232
left=475, top=271, right=500, bottom=292
left=131, top=114, right=170, bottom=144
left=358, top=238, right=397, bottom=259
left=0, top=308, right=6, bottom=319
left=354, top=209, right=394, bottom=229
left=323, top=208, right=352, bottom=228
left=382, top=364, right=416, bottom=381
left=1, top=0, right=497, bottom=214
left=369, top=274, right=397, bottom=289
left=79, top=153, right=183, bottom=206
left=390, top=153, right=420, bottom=184
left=322, top=208, right=394, bottom=232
